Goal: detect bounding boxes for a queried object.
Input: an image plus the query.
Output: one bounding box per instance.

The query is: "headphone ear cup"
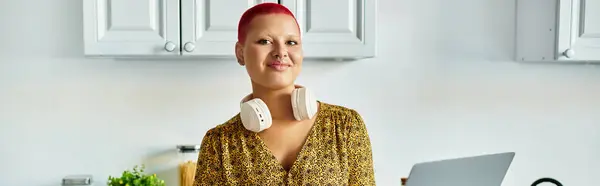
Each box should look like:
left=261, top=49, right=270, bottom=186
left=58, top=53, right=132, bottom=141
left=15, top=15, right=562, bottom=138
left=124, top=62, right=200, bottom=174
left=240, top=98, right=272, bottom=132
left=291, top=89, right=302, bottom=120
left=305, top=88, right=318, bottom=118
left=291, top=87, right=318, bottom=120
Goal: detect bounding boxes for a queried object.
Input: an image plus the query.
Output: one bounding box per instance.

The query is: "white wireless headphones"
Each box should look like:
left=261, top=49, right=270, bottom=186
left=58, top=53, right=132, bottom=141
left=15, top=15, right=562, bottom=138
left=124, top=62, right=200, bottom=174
left=239, top=86, right=318, bottom=133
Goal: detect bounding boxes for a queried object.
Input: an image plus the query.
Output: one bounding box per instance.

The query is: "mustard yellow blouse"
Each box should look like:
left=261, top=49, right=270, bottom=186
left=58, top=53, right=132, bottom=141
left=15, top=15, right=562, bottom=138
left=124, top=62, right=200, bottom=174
left=193, top=102, right=376, bottom=185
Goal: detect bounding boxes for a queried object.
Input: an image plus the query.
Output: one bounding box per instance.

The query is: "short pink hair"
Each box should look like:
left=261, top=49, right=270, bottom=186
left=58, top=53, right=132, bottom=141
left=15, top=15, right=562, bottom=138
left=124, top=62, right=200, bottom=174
left=237, top=3, right=299, bottom=43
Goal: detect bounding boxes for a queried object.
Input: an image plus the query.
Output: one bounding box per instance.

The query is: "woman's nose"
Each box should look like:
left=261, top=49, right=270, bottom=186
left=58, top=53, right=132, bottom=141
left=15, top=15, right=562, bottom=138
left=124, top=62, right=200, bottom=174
left=272, top=43, right=288, bottom=58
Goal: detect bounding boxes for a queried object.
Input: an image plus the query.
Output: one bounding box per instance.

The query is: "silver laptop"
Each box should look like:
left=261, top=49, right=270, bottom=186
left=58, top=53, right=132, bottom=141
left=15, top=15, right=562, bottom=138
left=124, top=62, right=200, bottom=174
left=405, top=152, right=515, bottom=186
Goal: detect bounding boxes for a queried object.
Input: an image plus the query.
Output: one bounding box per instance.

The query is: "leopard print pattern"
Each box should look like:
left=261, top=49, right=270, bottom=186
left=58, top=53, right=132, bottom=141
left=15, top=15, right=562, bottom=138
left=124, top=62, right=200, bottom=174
left=193, top=101, right=376, bottom=186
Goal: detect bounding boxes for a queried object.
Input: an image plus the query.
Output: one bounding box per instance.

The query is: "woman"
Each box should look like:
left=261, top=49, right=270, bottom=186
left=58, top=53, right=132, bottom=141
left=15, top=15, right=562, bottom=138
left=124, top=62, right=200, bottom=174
left=193, top=3, right=376, bottom=185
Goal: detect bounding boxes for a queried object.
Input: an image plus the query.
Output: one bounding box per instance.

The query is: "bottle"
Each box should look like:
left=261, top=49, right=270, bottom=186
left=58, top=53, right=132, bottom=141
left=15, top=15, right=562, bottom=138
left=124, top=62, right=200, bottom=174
left=62, top=175, right=93, bottom=186
left=177, top=145, right=200, bottom=186
left=401, top=177, right=408, bottom=186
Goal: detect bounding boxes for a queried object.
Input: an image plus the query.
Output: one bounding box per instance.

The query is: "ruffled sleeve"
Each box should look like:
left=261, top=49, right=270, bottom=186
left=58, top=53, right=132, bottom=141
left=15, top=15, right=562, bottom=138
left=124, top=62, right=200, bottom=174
left=194, top=129, right=225, bottom=186
left=346, top=110, right=376, bottom=185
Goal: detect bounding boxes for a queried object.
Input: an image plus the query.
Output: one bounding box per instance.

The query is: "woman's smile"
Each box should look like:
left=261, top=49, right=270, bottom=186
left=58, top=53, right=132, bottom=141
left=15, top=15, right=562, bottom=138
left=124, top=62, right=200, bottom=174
left=267, top=60, right=291, bottom=71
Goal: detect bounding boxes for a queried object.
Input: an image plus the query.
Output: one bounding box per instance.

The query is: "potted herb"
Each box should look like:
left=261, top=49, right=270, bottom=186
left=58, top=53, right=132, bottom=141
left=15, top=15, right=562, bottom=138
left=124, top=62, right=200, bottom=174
left=107, top=164, right=165, bottom=186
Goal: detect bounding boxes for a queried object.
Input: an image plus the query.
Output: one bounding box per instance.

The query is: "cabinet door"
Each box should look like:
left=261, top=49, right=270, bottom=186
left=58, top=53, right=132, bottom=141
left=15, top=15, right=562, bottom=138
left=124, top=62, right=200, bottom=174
left=83, top=0, right=180, bottom=56
left=181, top=0, right=277, bottom=57
left=557, top=0, right=600, bottom=61
left=280, top=0, right=376, bottom=59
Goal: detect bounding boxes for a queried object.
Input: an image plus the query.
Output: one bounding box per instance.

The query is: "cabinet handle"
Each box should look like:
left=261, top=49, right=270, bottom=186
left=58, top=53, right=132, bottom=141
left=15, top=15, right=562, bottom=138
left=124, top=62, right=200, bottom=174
left=164, top=41, right=176, bottom=52
left=184, top=42, right=196, bottom=52
left=563, top=49, right=575, bottom=58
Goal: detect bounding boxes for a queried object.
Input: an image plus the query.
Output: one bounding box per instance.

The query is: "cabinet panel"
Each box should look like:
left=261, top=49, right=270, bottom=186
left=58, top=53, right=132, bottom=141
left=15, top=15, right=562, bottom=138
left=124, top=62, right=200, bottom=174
left=557, top=0, right=600, bottom=61
left=181, top=0, right=277, bottom=57
left=281, top=0, right=376, bottom=59
left=83, top=0, right=180, bottom=56
left=582, top=1, right=600, bottom=35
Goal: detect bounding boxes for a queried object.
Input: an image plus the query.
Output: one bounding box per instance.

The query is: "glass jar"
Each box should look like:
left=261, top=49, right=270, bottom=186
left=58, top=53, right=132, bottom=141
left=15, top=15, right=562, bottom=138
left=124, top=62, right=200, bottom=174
left=176, top=145, right=200, bottom=186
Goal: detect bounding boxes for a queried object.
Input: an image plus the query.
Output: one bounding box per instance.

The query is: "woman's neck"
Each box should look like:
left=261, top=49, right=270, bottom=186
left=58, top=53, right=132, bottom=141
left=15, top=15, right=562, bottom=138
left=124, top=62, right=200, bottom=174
left=250, top=82, right=297, bottom=121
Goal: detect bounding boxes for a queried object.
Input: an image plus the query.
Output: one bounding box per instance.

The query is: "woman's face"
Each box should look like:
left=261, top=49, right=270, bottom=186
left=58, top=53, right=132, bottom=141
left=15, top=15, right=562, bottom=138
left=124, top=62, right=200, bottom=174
left=236, top=14, right=303, bottom=90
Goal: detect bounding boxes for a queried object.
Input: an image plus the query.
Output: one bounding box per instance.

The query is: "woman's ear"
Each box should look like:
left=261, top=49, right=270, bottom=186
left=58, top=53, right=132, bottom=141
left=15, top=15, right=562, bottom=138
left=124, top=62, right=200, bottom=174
left=235, top=42, right=244, bottom=66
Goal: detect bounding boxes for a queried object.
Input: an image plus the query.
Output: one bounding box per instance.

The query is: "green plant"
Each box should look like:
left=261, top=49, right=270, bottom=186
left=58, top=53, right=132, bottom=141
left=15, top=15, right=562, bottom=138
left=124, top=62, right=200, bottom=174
left=107, top=164, right=165, bottom=186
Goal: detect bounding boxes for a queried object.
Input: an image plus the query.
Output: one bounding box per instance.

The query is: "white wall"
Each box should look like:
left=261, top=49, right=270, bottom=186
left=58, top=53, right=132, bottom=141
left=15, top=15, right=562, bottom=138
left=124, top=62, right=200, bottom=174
left=1, top=0, right=599, bottom=185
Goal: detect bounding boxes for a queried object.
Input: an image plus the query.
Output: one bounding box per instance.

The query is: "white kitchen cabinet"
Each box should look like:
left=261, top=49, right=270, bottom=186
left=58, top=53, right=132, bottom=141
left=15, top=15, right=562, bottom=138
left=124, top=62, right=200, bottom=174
left=83, top=0, right=376, bottom=59
left=280, top=0, right=377, bottom=59
left=83, top=0, right=181, bottom=56
left=516, top=0, right=600, bottom=62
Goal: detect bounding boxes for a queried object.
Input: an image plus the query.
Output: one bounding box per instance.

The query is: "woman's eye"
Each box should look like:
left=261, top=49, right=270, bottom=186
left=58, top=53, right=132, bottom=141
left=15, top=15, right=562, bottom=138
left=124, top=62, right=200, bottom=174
left=287, top=41, right=298, bottom=46
left=258, top=39, right=271, bottom=45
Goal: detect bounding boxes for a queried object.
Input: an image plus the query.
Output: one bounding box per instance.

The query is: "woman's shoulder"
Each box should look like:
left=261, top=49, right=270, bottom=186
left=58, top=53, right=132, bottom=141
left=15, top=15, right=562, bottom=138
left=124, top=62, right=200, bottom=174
left=318, top=101, right=367, bottom=130
left=202, top=113, right=245, bottom=138
left=319, top=101, right=363, bottom=119
left=318, top=101, right=369, bottom=137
